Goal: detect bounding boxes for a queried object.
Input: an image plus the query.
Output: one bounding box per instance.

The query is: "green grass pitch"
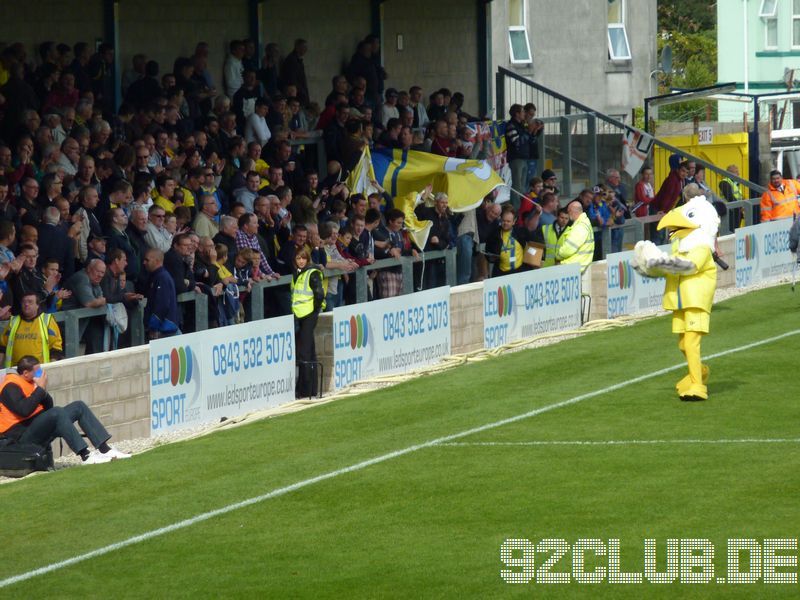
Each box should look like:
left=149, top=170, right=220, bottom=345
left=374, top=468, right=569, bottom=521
left=2, top=284, right=800, bottom=598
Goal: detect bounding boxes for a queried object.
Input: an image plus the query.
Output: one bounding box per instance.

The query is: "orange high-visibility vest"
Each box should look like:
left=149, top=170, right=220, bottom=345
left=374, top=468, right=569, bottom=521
left=761, top=180, right=800, bottom=222
left=0, top=373, right=41, bottom=434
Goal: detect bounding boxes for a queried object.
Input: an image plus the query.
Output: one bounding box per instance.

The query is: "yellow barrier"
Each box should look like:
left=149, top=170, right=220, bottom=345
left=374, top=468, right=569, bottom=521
left=653, top=131, right=749, bottom=198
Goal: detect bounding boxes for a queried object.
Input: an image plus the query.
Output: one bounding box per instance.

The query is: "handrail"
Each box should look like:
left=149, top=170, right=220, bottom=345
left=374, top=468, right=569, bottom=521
left=245, top=249, right=458, bottom=319
left=496, top=67, right=766, bottom=196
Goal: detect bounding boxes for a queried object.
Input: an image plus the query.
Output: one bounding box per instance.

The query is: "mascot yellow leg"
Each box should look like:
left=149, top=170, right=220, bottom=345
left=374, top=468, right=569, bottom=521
left=676, top=334, right=709, bottom=396
left=673, top=308, right=710, bottom=401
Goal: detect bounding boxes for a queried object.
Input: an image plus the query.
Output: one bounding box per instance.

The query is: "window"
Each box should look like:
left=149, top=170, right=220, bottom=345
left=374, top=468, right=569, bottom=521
left=760, top=0, right=779, bottom=18
left=766, top=16, right=779, bottom=49
left=793, top=0, right=800, bottom=47
left=607, top=0, right=631, bottom=61
left=508, top=0, right=532, bottom=64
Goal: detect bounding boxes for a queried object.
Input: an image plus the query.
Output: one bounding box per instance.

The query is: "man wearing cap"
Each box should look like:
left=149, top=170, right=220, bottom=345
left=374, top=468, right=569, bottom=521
left=541, top=169, right=560, bottom=196
left=381, top=88, right=400, bottom=128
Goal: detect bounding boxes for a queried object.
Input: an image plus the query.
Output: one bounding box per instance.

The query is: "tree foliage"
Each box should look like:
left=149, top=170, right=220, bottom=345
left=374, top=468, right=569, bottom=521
left=658, top=0, right=716, bottom=33
left=656, top=1, right=718, bottom=122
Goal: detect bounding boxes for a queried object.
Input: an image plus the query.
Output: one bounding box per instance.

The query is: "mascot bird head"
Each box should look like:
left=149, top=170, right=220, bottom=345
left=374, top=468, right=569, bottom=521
left=657, top=196, right=720, bottom=252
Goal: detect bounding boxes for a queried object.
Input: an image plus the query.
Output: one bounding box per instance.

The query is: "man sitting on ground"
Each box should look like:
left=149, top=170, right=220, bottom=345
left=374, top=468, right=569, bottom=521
left=0, top=355, right=129, bottom=464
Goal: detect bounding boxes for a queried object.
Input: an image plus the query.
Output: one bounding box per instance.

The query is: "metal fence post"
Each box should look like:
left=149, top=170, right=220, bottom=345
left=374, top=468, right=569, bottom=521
left=194, top=294, right=208, bottom=331
left=444, top=248, right=457, bottom=286
left=587, top=113, right=598, bottom=187
left=354, top=268, right=369, bottom=304
left=601, top=227, right=611, bottom=260
left=560, top=116, right=572, bottom=196
left=129, top=302, right=145, bottom=347
left=495, top=71, right=505, bottom=120
left=401, top=257, right=414, bottom=295
left=64, top=312, right=80, bottom=358
left=250, top=281, right=265, bottom=321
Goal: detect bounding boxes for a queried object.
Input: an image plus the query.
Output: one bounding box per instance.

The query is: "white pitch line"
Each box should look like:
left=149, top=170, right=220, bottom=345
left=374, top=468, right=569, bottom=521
left=438, top=438, right=800, bottom=447
left=1, top=328, right=798, bottom=589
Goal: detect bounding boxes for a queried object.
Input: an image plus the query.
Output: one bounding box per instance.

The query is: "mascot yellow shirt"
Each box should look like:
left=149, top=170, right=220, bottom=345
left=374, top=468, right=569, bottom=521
left=662, top=241, right=716, bottom=314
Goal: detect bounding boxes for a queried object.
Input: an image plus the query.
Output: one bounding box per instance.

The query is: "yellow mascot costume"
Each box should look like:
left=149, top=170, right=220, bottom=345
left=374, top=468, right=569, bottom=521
left=633, top=197, right=720, bottom=401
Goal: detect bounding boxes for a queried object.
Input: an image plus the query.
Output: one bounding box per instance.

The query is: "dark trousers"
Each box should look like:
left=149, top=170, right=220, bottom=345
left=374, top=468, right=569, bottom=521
left=295, top=312, right=318, bottom=397
left=18, top=401, right=110, bottom=455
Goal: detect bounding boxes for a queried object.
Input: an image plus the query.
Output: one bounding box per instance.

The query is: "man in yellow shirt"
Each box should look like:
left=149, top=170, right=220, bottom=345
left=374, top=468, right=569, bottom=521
left=0, top=292, right=63, bottom=367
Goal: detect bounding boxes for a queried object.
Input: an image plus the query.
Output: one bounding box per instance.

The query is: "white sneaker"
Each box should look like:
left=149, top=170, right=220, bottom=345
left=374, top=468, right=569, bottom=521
left=103, top=447, right=131, bottom=460
left=83, top=450, right=112, bottom=465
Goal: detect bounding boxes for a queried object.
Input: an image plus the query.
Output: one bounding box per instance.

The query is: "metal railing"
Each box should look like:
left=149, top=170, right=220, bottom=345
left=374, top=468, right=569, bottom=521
left=0, top=251, right=457, bottom=360
left=247, top=249, right=458, bottom=318
left=496, top=67, right=768, bottom=207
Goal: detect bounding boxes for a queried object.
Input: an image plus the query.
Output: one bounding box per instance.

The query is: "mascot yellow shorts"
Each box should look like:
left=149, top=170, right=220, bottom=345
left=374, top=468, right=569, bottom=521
left=671, top=307, right=710, bottom=334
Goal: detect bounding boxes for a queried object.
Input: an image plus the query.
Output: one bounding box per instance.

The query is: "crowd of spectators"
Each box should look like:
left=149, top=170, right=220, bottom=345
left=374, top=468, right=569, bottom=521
left=0, top=35, right=514, bottom=361
left=0, top=35, right=757, bottom=363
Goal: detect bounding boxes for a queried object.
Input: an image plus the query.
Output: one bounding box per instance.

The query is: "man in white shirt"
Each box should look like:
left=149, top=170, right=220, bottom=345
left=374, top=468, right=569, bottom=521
left=409, top=85, right=430, bottom=129
left=381, top=88, right=399, bottom=128
left=144, top=205, right=172, bottom=252
left=245, top=98, right=271, bottom=146
left=224, top=40, right=245, bottom=98
left=56, top=137, right=80, bottom=177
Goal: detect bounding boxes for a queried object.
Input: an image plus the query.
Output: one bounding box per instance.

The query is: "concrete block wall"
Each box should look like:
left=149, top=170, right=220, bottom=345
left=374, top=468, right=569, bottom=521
left=263, top=1, right=370, bottom=108
left=45, top=347, right=151, bottom=449
left=45, top=236, right=740, bottom=444
left=119, top=0, right=249, bottom=99
left=0, top=1, right=104, bottom=60
left=382, top=0, right=480, bottom=117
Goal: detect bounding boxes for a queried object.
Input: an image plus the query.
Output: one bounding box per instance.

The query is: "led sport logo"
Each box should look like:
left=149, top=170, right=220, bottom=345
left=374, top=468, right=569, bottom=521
left=496, top=285, right=513, bottom=317
left=169, top=346, right=193, bottom=386
left=743, top=234, right=757, bottom=260
left=615, top=261, right=633, bottom=289
left=349, top=313, right=369, bottom=349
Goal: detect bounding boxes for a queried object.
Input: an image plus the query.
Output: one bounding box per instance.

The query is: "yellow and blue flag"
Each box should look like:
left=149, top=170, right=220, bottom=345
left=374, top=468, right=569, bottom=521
left=365, top=148, right=504, bottom=213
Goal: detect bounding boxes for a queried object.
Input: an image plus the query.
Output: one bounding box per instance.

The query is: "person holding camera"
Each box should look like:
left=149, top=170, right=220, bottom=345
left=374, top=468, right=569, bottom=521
left=0, top=355, right=129, bottom=464
left=588, top=185, right=625, bottom=258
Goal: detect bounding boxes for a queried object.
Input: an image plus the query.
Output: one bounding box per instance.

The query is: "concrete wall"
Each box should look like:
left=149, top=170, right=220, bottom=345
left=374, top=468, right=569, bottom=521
left=490, top=0, right=657, bottom=120
left=2, top=0, right=480, bottom=117
left=45, top=347, right=151, bottom=444
left=118, top=0, right=249, bottom=99
left=262, top=1, right=370, bottom=109
left=0, top=1, right=104, bottom=60
left=382, top=0, right=480, bottom=117
left=45, top=236, right=739, bottom=447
